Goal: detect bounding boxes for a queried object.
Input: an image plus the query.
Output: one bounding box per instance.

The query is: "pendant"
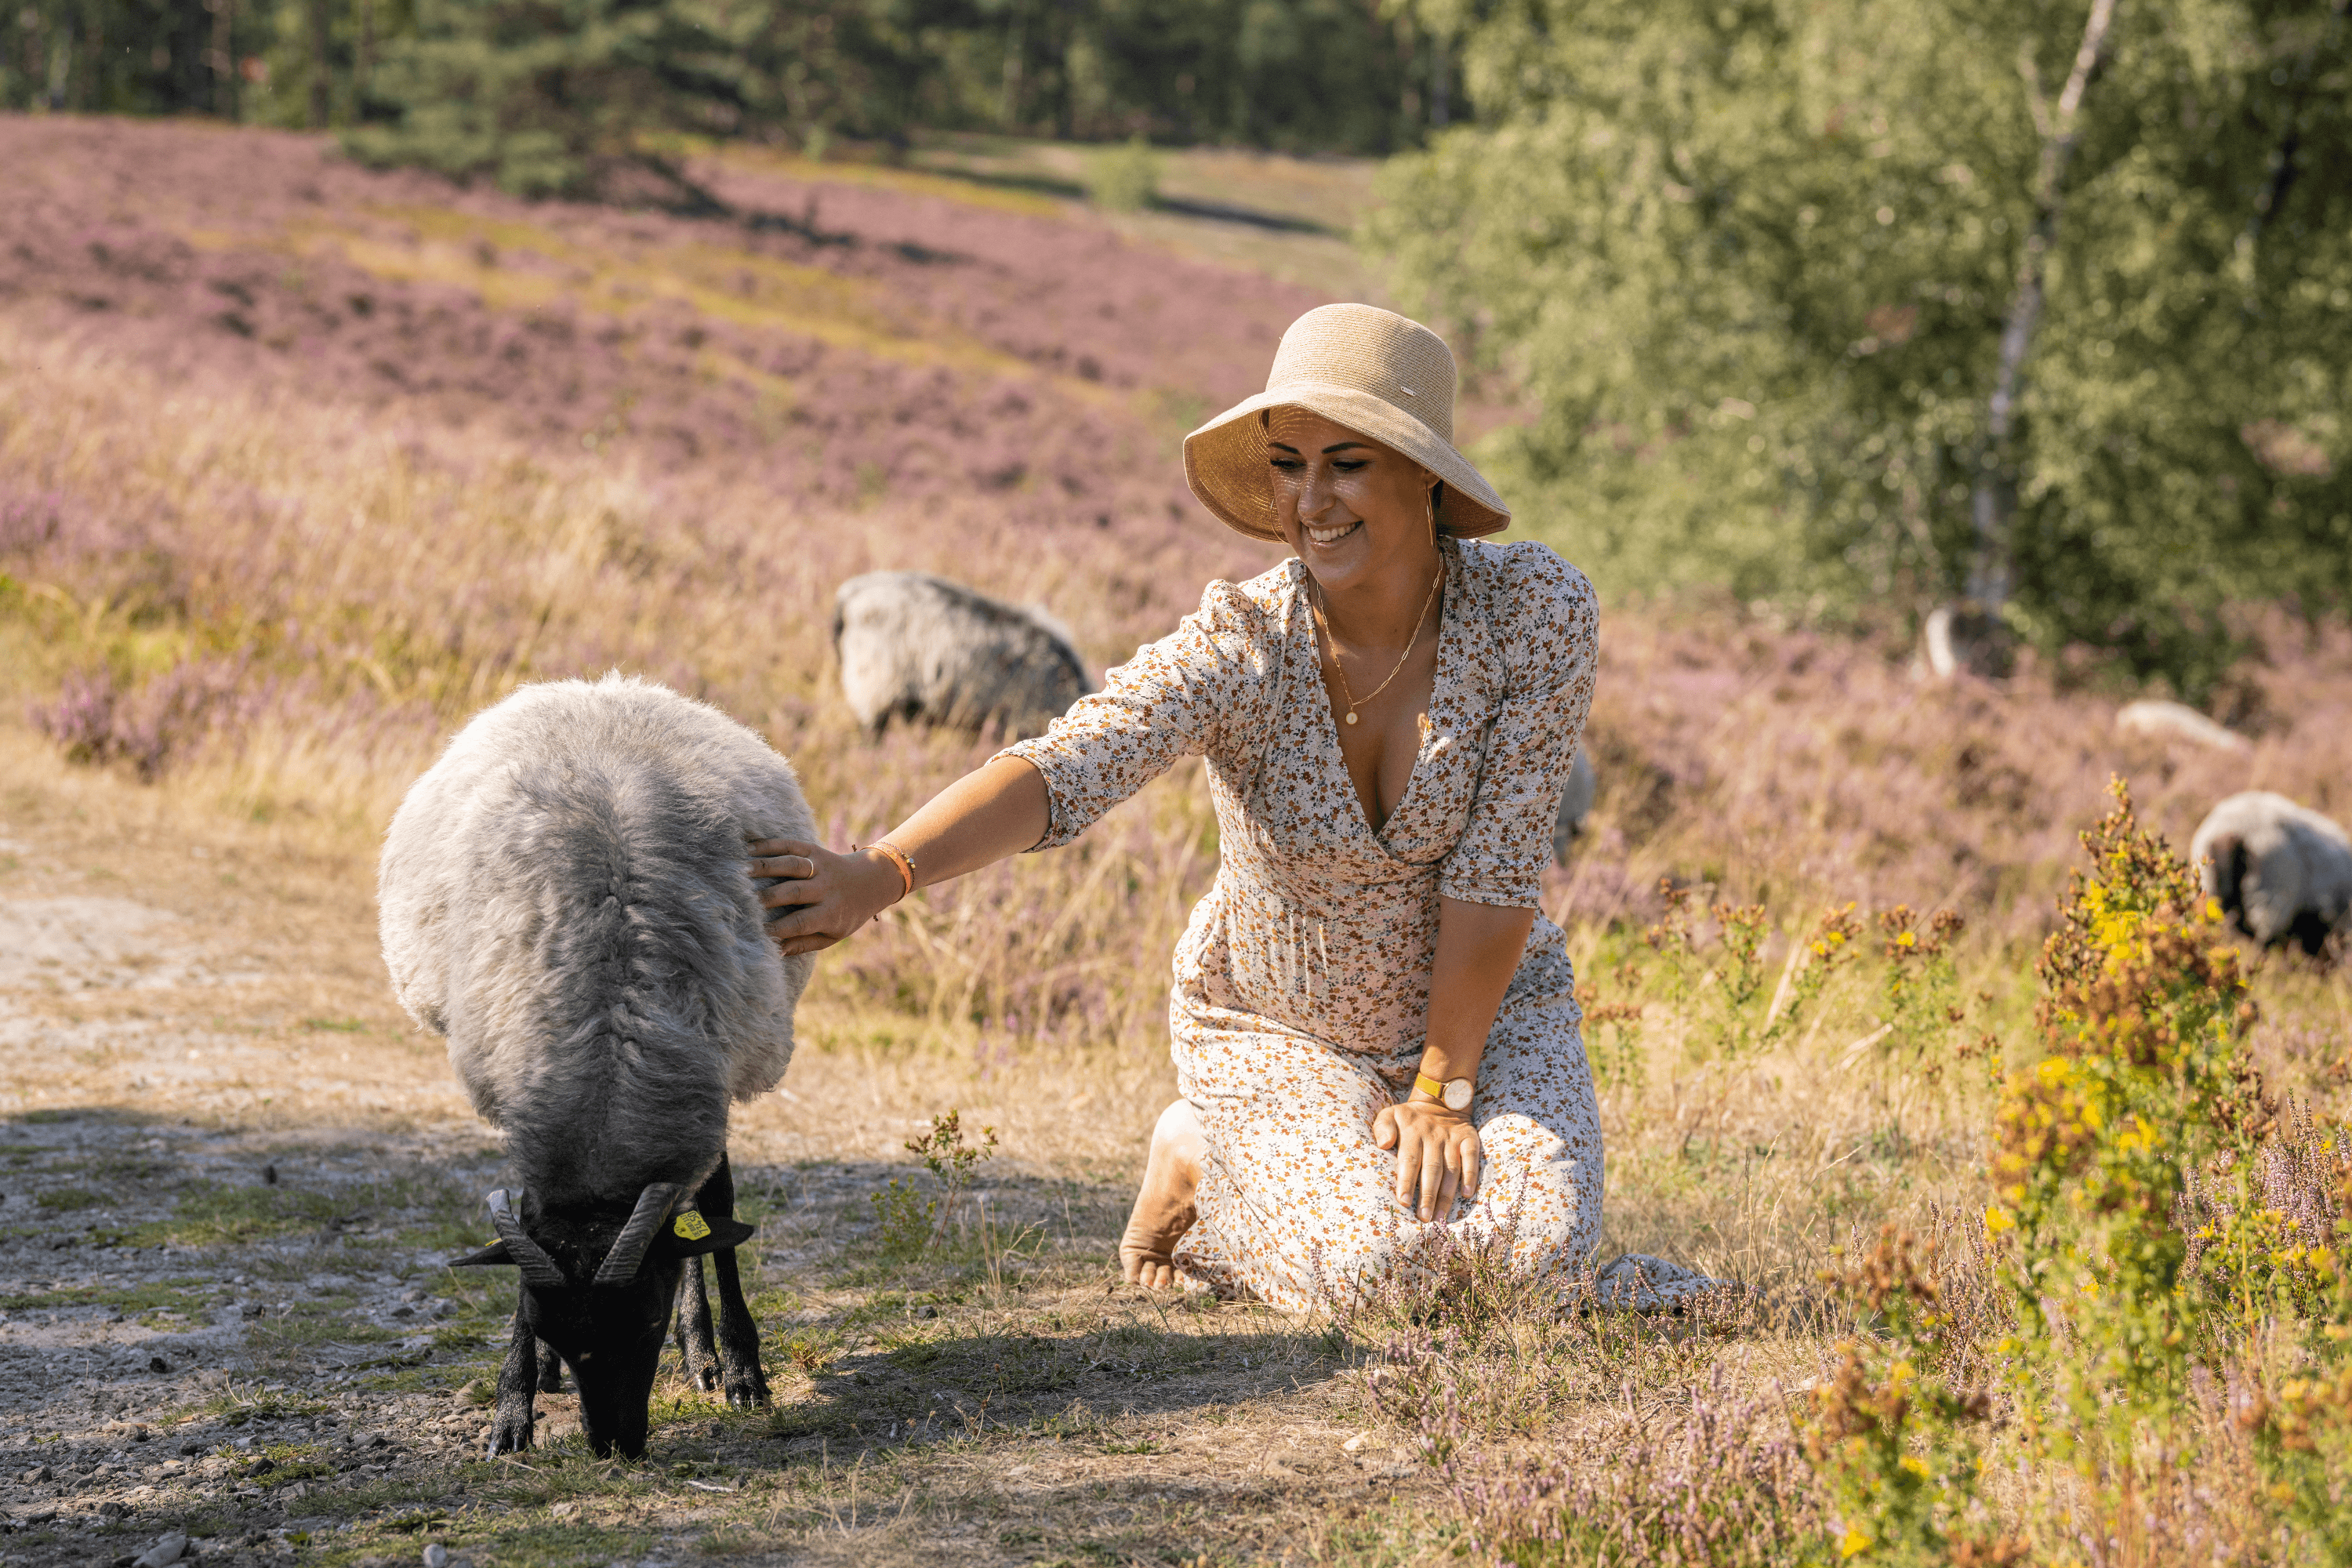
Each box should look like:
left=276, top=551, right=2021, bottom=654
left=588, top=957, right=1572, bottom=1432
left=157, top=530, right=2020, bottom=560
left=1345, top=712, right=1359, bottom=725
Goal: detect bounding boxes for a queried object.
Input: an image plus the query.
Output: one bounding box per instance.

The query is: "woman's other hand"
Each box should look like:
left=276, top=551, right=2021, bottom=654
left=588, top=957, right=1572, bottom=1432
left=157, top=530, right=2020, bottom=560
left=1373, top=1101, right=1482, bottom=1222
left=748, top=840, right=904, bottom=956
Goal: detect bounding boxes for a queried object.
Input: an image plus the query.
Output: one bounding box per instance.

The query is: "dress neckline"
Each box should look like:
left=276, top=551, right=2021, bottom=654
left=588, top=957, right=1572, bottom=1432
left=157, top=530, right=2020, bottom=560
left=1295, top=546, right=1465, bottom=850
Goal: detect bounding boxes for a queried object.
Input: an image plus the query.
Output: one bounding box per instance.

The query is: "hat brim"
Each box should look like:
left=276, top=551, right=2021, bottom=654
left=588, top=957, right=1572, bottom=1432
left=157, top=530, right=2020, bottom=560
left=1181, top=384, right=1512, bottom=543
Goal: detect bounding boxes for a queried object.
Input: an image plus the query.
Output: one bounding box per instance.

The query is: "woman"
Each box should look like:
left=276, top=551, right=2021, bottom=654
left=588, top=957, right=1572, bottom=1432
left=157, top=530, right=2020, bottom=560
left=754, top=304, right=1708, bottom=1311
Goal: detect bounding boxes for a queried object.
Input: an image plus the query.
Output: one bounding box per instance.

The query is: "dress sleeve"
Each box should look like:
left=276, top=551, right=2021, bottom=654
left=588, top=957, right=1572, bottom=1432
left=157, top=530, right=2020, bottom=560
left=996, top=579, right=1272, bottom=850
left=1437, top=546, right=1599, bottom=908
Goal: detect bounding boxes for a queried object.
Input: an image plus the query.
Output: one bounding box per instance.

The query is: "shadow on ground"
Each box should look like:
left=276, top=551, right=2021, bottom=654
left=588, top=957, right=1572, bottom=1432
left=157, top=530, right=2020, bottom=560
left=0, top=1112, right=1414, bottom=1567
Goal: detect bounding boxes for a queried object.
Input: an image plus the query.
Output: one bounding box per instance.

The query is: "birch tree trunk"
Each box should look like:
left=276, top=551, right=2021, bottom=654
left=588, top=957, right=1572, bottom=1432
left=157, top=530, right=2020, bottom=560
left=1935, top=0, right=2119, bottom=677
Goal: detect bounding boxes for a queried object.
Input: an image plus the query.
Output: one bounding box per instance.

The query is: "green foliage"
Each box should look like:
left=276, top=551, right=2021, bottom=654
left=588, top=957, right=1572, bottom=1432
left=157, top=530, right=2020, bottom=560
left=1083, top=134, right=1160, bottom=211
left=1620, top=884, right=1911, bottom=1062
left=1807, top=782, right=2352, bottom=1560
left=1875, top=906, right=1964, bottom=1062
left=20, top=0, right=1446, bottom=160
left=869, top=1108, right=997, bottom=1259
left=1374, top=0, right=2352, bottom=698
left=339, top=0, right=743, bottom=199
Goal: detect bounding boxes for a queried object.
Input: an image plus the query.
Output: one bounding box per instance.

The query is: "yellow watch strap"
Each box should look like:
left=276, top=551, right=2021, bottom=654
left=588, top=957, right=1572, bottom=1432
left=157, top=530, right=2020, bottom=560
left=1414, top=1073, right=1447, bottom=1101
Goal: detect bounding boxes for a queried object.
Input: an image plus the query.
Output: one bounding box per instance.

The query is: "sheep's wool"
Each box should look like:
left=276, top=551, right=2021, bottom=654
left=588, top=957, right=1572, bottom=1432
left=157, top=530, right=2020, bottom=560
left=2190, top=790, right=2352, bottom=949
left=379, top=674, right=815, bottom=1207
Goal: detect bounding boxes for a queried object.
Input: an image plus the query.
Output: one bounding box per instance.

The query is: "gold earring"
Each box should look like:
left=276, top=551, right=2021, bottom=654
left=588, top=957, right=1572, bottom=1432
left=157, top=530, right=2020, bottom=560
left=1426, top=488, right=1439, bottom=549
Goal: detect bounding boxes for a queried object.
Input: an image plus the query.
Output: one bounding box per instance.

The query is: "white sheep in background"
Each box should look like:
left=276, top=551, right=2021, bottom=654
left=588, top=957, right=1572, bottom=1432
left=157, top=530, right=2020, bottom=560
left=2116, top=699, right=2251, bottom=753
left=379, top=673, right=814, bottom=1457
left=2190, top=791, right=2352, bottom=956
left=833, top=570, right=1093, bottom=739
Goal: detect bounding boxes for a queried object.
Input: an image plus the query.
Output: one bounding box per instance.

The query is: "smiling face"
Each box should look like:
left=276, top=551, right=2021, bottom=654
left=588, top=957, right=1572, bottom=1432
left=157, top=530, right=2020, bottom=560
left=1265, top=407, right=1439, bottom=597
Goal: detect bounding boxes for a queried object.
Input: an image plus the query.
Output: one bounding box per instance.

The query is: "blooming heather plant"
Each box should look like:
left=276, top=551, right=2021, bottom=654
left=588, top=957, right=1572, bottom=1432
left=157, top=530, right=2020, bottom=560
left=31, top=655, right=265, bottom=782
left=1465, top=1367, right=1828, bottom=1568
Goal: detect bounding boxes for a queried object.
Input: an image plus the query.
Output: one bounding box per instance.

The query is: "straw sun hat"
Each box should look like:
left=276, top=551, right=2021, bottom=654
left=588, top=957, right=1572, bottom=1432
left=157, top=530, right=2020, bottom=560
left=1182, top=303, right=1510, bottom=543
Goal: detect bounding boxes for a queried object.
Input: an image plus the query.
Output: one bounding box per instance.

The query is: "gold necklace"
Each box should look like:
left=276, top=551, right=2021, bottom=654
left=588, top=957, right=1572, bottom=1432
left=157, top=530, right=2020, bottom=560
left=1310, top=563, right=1443, bottom=726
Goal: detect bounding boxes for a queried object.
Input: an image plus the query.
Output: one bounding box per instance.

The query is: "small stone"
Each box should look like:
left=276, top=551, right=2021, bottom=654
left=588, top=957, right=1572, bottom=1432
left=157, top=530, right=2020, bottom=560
left=178, top=1442, right=204, bottom=1455
left=132, top=1530, right=190, bottom=1567
left=423, top=1544, right=450, bottom=1568
left=149, top=1356, right=172, bottom=1374
left=23, top=1464, right=51, bottom=1482
left=1339, top=1432, right=1371, bottom=1454
left=240, top=1302, right=264, bottom=1319
left=242, top=1456, right=275, bottom=1478
left=914, top=1304, right=938, bottom=1319
left=263, top=1163, right=278, bottom=1186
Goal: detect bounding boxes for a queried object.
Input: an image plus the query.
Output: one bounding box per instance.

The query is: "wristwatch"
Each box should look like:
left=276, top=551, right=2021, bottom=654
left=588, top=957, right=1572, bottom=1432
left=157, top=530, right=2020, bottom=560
left=1414, top=1073, right=1474, bottom=1112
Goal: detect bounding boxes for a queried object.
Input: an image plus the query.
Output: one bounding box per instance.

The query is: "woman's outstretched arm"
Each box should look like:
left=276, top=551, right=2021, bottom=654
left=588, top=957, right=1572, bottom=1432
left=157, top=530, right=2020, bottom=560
left=750, top=754, right=1050, bottom=957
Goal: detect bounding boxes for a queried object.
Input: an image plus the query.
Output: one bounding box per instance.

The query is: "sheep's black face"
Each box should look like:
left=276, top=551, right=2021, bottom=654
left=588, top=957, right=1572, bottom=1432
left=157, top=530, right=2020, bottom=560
left=517, top=1264, right=682, bottom=1460
left=453, top=1192, right=754, bottom=1461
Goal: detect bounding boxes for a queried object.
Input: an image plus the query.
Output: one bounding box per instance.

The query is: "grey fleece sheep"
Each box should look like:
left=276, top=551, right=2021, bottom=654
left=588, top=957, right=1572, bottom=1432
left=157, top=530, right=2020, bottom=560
left=1550, top=748, right=1596, bottom=865
left=2190, top=791, right=2352, bottom=956
left=833, top=570, right=1092, bottom=739
left=379, top=673, right=814, bottom=1457
left=2116, top=699, right=2251, bottom=753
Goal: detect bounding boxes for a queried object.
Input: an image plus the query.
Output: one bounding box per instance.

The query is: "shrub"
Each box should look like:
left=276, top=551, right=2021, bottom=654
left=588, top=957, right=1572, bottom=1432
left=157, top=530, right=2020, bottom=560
left=869, top=1109, right=996, bottom=1259
left=1085, top=137, right=1161, bottom=213
left=1808, top=780, right=2352, bottom=1562
left=30, top=655, right=260, bottom=780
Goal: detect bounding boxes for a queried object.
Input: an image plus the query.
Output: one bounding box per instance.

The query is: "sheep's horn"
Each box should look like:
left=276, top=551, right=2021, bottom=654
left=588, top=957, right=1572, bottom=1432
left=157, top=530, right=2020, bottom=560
left=594, top=1182, right=684, bottom=1287
left=487, top=1189, right=568, bottom=1288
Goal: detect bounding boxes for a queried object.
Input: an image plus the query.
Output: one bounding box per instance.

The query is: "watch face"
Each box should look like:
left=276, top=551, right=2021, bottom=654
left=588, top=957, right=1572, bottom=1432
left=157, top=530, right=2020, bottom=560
left=1443, top=1077, right=1473, bottom=1111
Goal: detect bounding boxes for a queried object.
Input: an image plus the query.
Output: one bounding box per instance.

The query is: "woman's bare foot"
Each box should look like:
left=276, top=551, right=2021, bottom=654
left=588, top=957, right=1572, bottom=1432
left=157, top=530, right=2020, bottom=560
left=1120, top=1100, right=1203, bottom=1290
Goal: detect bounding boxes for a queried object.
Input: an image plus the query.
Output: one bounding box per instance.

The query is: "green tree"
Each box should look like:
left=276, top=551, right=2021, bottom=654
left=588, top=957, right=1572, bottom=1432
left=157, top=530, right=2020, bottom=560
left=340, top=0, right=771, bottom=199
left=1371, top=0, right=2352, bottom=697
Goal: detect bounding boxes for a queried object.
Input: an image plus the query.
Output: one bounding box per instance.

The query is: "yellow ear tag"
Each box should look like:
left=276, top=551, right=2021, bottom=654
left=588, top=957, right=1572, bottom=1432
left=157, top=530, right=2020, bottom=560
left=673, top=1210, right=712, bottom=1242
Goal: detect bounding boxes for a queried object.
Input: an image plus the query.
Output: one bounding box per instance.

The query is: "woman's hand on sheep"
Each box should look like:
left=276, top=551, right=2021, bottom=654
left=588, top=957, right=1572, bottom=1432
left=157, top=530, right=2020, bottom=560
left=749, top=840, right=904, bottom=956
left=1372, top=1101, right=1482, bottom=1222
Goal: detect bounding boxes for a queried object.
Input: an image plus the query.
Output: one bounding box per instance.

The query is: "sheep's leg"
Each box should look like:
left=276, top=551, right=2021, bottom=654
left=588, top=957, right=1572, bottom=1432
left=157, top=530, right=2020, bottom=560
left=535, top=1338, right=564, bottom=1394
left=709, top=1248, right=769, bottom=1409
left=673, top=1255, right=721, bottom=1393
left=485, top=1307, right=539, bottom=1457
left=699, top=1152, right=770, bottom=1409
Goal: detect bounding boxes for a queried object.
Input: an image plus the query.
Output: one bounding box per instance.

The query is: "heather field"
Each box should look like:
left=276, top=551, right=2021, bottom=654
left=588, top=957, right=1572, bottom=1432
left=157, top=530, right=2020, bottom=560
left=1, top=115, right=2349, bottom=1567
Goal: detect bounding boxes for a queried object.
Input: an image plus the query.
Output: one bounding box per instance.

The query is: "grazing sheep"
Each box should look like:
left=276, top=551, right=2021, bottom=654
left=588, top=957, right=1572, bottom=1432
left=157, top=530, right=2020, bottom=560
left=2190, top=792, right=2352, bottom=956
left=379, top=673, right=815, bottom=1458
left=833, top=571, right=1092, bottom=738
left=2116, top=699, right=2251, bottom=753
left=1551, top=748, right=1596, bottom=865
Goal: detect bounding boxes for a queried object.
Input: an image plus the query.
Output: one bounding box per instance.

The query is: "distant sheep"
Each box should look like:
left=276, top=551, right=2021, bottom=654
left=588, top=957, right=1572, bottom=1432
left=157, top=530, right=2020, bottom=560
left=1551, top=748, right=1596, bottom=865
left=833, top=571, right=1092, bottom=739
left=2190, top=791, right=2352, bottom=956
left=2117, top=699, right=2250, bottom=753
left=379, top=673, right=815, bottom=1458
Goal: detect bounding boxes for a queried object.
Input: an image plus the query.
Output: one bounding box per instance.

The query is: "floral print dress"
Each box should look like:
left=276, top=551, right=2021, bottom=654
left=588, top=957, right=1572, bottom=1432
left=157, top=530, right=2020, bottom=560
left=1001, top=537, right=1713, bottom=1311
